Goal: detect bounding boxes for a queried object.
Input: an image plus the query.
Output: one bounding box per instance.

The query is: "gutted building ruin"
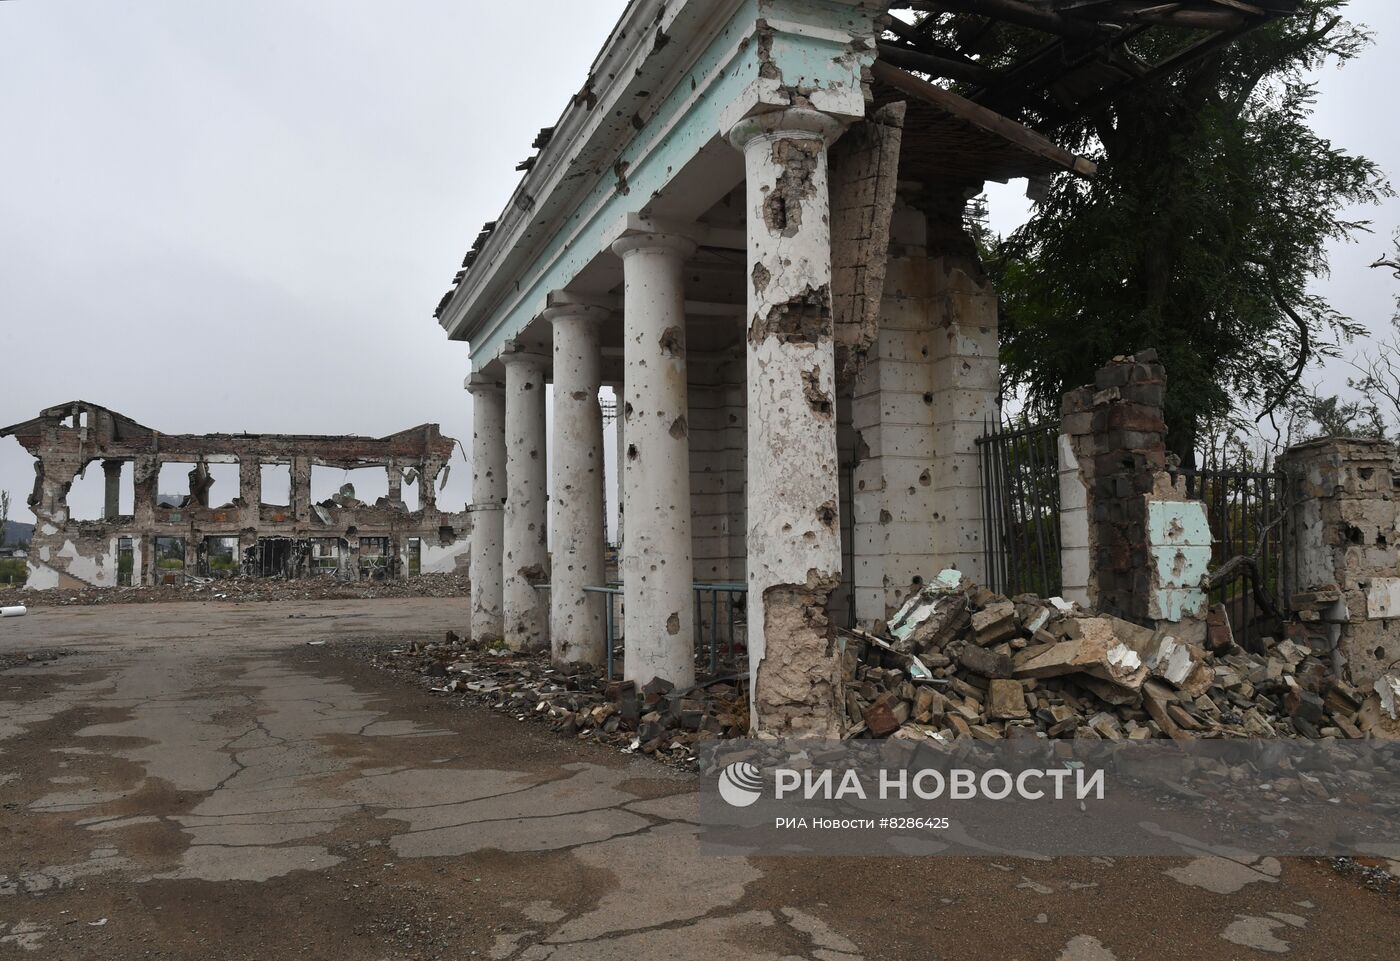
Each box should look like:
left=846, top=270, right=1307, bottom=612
left=1, top=401, right=471, bottom=590
left=433, top=0, right=1300, bottom=733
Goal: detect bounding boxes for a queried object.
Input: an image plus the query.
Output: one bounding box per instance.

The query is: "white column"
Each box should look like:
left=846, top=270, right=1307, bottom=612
left=546, top=304, right=609, bottom=666
left=501, top=351, right=550, bottom=653
left=730, top=108, right=847, bottom=738
left=611, top=231, right=697, bottom=689
left=467, top=379, right=506, bottom=643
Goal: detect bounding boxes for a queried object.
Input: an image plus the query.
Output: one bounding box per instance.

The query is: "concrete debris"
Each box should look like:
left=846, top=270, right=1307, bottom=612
left=838, top=572, right=1390, bottom=742
left=374, top=635, right=749, bottom=767
left=4, top=572, right=469, bottom=607
left=1376, top=674, right=1400, bottom=721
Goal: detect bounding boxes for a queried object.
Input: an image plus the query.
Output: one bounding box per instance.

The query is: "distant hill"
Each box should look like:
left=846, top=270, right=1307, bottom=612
left=2, top=520, right=33, bottom=546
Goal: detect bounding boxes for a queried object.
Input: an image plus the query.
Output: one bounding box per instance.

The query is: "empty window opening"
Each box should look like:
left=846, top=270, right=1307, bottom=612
left=254, top=537, right=293, bottom=577
left=157, top=461, right=239, bottom=509
left=64, top=460, right=109, bottom=521
left=429, top=459, right=467, bottom=513
left=116, top=536, right=134, bottom=587
left=312, top=466, right=389, bottom=508
left=358, top=537, right=390, bottom=580
left=398, top=467, right=421, bottom=512
left=200, top=536, right=240, bottom=578
left=109, top=461, right=135, bottom=516
left=309, top=537, right=342, bottom=575
left=260, top=464, right=292, bottom=507
left=407, top=537, right=422, bottom=576
left=153, top=536, right=186, bottom=584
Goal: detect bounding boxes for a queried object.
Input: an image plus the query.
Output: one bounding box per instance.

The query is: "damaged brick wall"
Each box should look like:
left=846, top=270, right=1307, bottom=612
left=1, top=401, right=472, bottom=590
left=1060, top=352, right=1210, bottom=630
left=828, top=100, right=904, bottom=388
left=1281, top=437, right=1400, bottom=687
left=849, top=188, right=1000, bottom=624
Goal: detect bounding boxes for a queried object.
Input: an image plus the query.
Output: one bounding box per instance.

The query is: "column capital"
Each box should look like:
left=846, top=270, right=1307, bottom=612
left=610, top=230, right=696, bottom=261
left=727, top=107, right=847, bottom=152
left=465, top=374, right=504, bottom=396
left=499, top=348, right=550, bottom=370
left=542, top=302, right=611, bottom=326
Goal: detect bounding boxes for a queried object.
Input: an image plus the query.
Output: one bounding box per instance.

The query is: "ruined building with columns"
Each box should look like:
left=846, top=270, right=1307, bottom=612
left=432, top=1, right=1302, bottom=733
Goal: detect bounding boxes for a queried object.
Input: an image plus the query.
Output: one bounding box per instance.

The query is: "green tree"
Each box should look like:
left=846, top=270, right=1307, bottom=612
left=984, top=1, right=1390, bottom=464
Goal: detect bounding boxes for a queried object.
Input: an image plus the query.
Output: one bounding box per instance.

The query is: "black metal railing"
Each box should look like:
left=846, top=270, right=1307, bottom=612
left=539, top=582, right=747, bottom=680
left=977, top=419, right=1063, bottom=597
left=1171, top=467, right=1289, bottom=650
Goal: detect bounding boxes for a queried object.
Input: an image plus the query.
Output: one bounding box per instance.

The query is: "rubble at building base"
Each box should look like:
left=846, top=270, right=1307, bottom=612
left=371, top=569, right=1400, bottom=768
left=7, top=571, right=470, bottom=607
left=848, top=571, right=1398, bottom=743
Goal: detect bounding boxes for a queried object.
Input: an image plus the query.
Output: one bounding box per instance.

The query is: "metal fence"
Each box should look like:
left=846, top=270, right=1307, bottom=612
left=1171, top=467, right=1290, bottom=650
left=977, top=419, right=1063, bottom=598
left=542, top=582, right=747, bottom=681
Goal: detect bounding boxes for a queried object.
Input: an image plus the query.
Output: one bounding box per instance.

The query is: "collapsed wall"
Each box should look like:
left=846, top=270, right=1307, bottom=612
left=1, top=401, right=471, bottom=590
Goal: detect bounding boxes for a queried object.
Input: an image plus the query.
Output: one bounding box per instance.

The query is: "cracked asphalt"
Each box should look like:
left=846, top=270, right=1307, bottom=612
left=1, top=598, right=1397, bottom=959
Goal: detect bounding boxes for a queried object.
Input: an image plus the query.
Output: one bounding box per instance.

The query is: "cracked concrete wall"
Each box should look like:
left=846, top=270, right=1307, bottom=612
left=2, top=401, right=470, bottom=590
left=1282, top=437, right=1399, bottom=687
left=688, top=353, right=746, bottom=585
left=849, top=196, right=997, bottom=624
left=688, top=353, right=748, bottom=647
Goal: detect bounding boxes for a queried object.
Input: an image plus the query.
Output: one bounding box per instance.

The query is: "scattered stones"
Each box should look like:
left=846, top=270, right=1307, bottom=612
left=838, top=572, right=1380, bottom=742
left=372, top=635, right=747, bottom=767
left=5, top=572, right=470, bottom=607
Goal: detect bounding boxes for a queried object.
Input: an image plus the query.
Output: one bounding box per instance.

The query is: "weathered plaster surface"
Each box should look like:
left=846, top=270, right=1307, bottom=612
left=731, top=107, right=847, bottom=736
left=614, top=233, right=697, bottom=688
left=469, top=381, right=508, bottom=643
left=502, top=355, right=551, bottom=653
left=547, top=304, right=609, bottom=667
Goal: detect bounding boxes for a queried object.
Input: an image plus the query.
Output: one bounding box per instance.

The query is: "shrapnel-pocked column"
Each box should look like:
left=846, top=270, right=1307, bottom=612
left=729, top=107, right=848, bottom=738
left=547, top=304, right=609, bottom=667
left=611, top=230, right=697, bottom=689
left=467, top=377, right=507, bottom=644
left=501, top=350, right=550, bottom=653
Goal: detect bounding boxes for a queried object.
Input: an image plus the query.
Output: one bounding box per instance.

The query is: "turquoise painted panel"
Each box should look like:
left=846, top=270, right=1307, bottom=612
left=471, top=0, right=874, bottom=363
left=1147, top=500, right=1211, bottom=621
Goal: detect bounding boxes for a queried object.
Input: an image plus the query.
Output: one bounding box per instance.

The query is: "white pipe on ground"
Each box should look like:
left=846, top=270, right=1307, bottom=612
left=1, top=606, right=26, bottom=618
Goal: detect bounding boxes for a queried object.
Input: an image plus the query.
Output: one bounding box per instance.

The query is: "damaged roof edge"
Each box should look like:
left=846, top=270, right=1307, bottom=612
left=437, top=0, right=673, bottom=343
left=0, top=401, right=454, bottom=450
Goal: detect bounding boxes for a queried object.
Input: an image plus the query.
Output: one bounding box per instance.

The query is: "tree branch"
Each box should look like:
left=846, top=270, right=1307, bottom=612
left=1249, top=256, right=1311, bottom=423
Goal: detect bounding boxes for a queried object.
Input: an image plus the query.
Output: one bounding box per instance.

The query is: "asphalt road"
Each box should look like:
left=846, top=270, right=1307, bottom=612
left=1, top=598, right=1396, bottom=959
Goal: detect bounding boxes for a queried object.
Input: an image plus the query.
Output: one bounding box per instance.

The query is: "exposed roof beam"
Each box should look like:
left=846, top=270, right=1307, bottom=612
left=871, top=60, right=1097, bottom=177
left=905, top=0, right=1106, bottom=39
left=876, top=41, right=994, bottom=85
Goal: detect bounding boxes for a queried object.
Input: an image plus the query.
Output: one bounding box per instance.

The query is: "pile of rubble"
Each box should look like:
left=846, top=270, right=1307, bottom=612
left=846, top=570, right=1400, bottom=743
left=374, top=634, right=748, bottom=765
left=6, top=572, right=469, bottom=607
left=369, top=571, right=1399, bottom=767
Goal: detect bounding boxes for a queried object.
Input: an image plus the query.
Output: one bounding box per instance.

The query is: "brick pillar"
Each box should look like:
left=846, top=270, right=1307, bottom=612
left=1281, top=438, right=1399, bottom=687
left=1060, top=352, right=1210, bottom=627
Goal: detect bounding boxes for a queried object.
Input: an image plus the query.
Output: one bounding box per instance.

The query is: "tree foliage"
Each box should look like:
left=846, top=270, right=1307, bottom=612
left=978, top=1, right=1389, bottom=463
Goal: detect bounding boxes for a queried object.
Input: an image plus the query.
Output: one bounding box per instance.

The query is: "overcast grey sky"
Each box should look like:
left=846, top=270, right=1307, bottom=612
left=2, top=0, right=1397, bottom=527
